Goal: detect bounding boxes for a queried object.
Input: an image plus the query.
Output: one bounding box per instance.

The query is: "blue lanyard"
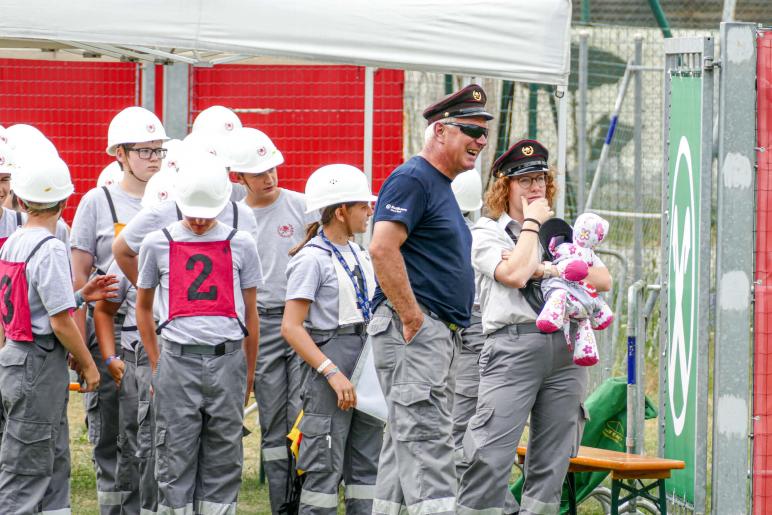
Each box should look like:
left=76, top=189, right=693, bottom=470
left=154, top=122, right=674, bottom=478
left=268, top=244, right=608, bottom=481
left=319, top=230, right=371, bottom=323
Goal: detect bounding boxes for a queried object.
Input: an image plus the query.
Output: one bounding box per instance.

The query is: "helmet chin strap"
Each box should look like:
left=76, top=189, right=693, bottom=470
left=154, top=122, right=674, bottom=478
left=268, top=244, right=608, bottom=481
left=129, top=169, right=149, bottom=183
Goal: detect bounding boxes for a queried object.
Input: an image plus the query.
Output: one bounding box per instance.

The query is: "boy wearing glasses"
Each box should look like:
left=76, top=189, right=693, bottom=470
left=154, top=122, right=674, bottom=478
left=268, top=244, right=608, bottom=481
left=71, top=106, right=168, bottom=515
left=368, top=84, right=491, bottom=515
left=456, top=140, right=612, bottom=514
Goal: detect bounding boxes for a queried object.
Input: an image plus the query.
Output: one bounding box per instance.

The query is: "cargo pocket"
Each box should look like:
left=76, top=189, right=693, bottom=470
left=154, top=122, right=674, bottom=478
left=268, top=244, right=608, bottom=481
left=462, top=406, right=495, bottom=461
left=116, top=432, right=137, bottom=491
left=391, top=382, right=441, bottom=441
left=297, top=413, right=332, bottom=473
left=84, top=392, right=101, bottom=445
left=571, top=403, right=590, bottom=457
left=368, top=315, right=397, bottom=371
left=0, top=418, right=53, bottom=475
left=154, top=425, right=169, bottom=481
left=0, top=345, right=27, bottom=405
left=136, top=400, right=152, bottom=459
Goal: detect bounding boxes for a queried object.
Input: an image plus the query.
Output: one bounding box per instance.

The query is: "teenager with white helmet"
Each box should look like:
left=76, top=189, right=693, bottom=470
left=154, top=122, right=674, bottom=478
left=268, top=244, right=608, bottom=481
left=135, top=150, right=261, bottom=514
left=192, top=105, right=243, bottom=135
left=231, top=126, right=318, bottom=512
left=282, top=164, right=382, bottom=514
left=0, top=142, right=22, bottom=246
left=71, top=105, right=168, bottom=514
left=187, top=112, right=247, bottom=202
left=0, top=154, right=101, bottom=514
left=97, top=161, right=124, bottom=188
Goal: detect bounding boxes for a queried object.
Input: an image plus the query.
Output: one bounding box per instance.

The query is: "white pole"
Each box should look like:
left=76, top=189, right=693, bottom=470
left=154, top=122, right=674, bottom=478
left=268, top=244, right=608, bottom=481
left=556, top=87, right=568, bottom=218
left=362, top=66, right=375, bottom=247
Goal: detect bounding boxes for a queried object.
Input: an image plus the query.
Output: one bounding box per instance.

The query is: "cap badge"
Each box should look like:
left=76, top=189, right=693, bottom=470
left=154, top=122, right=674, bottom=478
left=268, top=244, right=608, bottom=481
left=257, top=146, right=267, bottom=157
left=472, top=90, right=482, bottom=102
left=146, top=124, right=156, bottom=133
left=444, top=112, right=450, bottom=118
left=522, top=145, right=534, bottom=156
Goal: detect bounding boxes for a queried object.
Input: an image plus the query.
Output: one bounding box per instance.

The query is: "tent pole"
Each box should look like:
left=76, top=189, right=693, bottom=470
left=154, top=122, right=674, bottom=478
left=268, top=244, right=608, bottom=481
left=556, top=88, right=567, bottom=218
left=362, top=66, right=375, bottom=247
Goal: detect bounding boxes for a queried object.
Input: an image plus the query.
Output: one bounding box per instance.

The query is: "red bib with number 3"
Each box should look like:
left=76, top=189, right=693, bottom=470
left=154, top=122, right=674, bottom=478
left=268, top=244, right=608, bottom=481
left=166, top=236, right=237, bottom=322
left=0, top=236, right=55, bottom=342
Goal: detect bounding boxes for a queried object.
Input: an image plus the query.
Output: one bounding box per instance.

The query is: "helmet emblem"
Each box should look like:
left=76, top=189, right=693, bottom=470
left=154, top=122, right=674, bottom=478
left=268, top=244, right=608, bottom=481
left=0, top=156, right=5, bottom=166
left=277, top=224, right=295, bottom=238
left=257, top=146, right=267, bottom=157
left=158, top=191, right=168, bottom=201
left=224, top=122, right=234, bottom=131
left=329, top=178, right=338, bottom=185
left=146, top=123, right=156, bottom=133
left=472, top=90, right=482, bottom=101
left=522, top=145, right=534, bottom=156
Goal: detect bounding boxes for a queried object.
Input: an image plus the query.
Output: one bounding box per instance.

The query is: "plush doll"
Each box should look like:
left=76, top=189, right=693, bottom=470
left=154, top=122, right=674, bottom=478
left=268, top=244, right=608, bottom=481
left=535, top=213, right=614, bottom=366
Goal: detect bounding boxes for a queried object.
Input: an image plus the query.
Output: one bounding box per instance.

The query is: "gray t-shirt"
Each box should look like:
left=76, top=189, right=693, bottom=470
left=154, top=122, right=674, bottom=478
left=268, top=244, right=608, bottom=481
left=285, top=235, right=374, bottom=331
left=137, top=221, right=262, bottom=345
left=71, top=184, right=142, bottom=274
left=0, top=227, right=75, bottom=336
left=105, top=260, right=139, bottom=351
left=122, top=199, right=259, bottom=257
left=0, top=208, right=71, bottom=249
left=241, top=188, right=318, bottom=308
left=230, top=183, right=247, bottom=202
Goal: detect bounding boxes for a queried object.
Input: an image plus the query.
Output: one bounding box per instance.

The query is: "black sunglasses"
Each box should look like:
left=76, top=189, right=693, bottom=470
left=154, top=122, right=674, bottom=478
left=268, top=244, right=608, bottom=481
left=443, top=122, right=488, bottom=139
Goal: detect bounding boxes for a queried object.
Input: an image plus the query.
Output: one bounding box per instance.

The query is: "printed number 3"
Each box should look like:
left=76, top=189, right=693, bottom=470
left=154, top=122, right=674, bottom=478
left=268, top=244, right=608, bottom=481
left=0, top=275, right=13, bottom=324
left=186, top=255, right=218, bottom=301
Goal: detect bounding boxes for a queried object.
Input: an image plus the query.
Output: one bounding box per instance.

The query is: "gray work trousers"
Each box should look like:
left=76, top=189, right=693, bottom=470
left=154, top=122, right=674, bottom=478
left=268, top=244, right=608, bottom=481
left=0, top=337, right=71, bottom=514
left=85, top=313, right=123, bottom=514
left=370, top=303, right=461, bottom=515
left=296, top=333, right=383, bottom=515
left=117, top=348, right=140, bottom=514
left=457, top=326, right=589, bottom=515
left=153, top=339, right=247, bottom=514
left=254, top=312, right=303, bottom=513
left=135, top=344, right=158, bottom=515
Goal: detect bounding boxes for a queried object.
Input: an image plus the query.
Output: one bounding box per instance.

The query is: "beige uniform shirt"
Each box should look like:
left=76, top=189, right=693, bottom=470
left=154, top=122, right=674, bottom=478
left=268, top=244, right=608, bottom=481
left=472, top=213, right=540, bottom=334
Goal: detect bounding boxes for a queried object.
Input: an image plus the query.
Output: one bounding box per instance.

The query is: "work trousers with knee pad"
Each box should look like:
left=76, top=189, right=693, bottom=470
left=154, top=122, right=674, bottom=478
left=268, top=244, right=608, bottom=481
left=452, top=315, right=520, bottom=515
left=116, top=348, right=140, bottom=513
left=254, top=313, right=303, bottom=513
left=0, top=337, right=71, bottom=514
left=84, top=313, right=124, bottom=514
left=457, top=326, right=589, bottom=515
left=370, top=303, right=461, bottom=515
left=296, top=333, right=383, bottom=515
left=153, top=339, right=247, bottom=515
left=135, top=344, right=158, bottom=515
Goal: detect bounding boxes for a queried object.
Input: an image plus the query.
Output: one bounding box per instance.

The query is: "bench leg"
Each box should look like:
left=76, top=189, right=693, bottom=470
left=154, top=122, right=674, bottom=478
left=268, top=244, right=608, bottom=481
left=658, top=479, right=667, bottom=515
left=567, top=472, right=577, bottom=515
left=610, top=479, right=620, bottom=515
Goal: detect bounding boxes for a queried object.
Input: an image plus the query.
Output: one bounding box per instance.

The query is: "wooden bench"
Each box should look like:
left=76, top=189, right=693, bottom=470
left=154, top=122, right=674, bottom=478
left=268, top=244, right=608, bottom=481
left=516, top=445, right=685, bottom=515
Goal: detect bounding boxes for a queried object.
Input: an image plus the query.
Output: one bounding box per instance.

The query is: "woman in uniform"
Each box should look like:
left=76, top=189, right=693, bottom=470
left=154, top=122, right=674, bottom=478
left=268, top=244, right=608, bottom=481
left=457, top=140, right=612, bottom=515
left=281, top=164, right=383, bottom=514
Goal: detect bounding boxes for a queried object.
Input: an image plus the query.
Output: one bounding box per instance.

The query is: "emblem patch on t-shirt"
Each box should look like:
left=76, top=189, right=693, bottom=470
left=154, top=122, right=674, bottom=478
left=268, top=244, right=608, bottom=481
left=385, top=203, right=407, bottom=214
left=277, top=224, right=295, bottom=238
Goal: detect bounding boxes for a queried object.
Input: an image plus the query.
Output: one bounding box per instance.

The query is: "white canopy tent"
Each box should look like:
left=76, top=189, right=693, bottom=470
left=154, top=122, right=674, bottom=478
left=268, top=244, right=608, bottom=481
left=0, top=0, right=573, bottom=213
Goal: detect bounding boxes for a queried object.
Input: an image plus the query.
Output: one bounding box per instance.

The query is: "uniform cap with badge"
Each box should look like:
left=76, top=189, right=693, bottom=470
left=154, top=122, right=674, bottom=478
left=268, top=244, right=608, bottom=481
left=493, top=139, right=550, bottom=178
left=422, top=84, right=494, bottom=124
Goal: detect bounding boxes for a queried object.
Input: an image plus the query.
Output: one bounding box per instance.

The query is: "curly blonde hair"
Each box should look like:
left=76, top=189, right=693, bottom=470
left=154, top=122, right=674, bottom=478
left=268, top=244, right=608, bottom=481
left=483, top=168, right=557, bottom=219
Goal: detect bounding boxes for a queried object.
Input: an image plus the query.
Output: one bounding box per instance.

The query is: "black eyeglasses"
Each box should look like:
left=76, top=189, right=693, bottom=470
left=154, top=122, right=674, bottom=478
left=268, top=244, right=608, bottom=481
left=514, top=174, right=547, bottom=189
left=443, top=122, right=488, bottom=139
left=126, top=147, right=168, bottom=160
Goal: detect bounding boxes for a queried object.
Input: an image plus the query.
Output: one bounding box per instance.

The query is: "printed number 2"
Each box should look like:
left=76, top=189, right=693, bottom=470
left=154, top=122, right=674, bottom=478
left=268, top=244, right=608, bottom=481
left=0, top=275, right=13, bottom=324
left=186, top=254, right=218, bottom=301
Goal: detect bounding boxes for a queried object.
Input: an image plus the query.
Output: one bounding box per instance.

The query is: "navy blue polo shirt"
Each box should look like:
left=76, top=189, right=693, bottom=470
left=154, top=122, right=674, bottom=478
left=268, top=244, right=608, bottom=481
left=371, top=156, right=474, bottom=327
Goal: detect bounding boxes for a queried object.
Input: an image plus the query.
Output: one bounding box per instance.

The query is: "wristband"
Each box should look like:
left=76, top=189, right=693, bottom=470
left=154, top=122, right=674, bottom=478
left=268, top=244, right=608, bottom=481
left=105, top=355, right=121, bottom=366
left=523, top=217, right=542, bottom=228
left=317, top=358, right=332, bottom=374
left=74, top=290, right=85, bottom=310
left=324, top=366, right=340, bottom=380
left=520, top=228, right=539, bottom=236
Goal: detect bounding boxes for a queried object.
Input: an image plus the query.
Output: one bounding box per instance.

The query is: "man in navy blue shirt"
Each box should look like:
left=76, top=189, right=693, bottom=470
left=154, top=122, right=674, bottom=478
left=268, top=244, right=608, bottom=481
left=368, top=84, right=492, bottom=515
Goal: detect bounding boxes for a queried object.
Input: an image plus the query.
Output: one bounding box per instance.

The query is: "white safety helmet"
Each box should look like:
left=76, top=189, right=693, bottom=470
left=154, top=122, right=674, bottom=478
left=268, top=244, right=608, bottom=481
left=12, top=154, right=74, bottom=203
left=0, top=142, right=16, bottom=175
left=304, top=164, right=377, bottom=214
left=142, top=167, right=178, bottom=209
left=162, top=139, right=184, bottom=172
left=451, top=169, right=483, bottom=212
left=174, top=150, right=232, bottom=218
left=182, top=131, right=236, bottom=168
left=106, top=106, right=168, bottom=156
left=192, top=106, right=242, bottom=136
left=96, top=161, right=124, bottom=187
left=0, top=125, right=7, bottom=144
left=228, top=127, right=284, bottom=175
left=5, top=124, right=59, bottom=159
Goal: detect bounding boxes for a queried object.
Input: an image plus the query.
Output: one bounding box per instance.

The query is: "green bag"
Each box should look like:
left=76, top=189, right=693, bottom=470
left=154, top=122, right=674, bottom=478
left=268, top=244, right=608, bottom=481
left=510, top=377, right=657, bottom=513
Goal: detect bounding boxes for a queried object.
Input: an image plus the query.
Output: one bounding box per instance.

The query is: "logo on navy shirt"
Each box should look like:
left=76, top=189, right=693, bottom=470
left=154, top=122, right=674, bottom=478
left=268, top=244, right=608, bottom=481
left=277, top=224, right=295, bottom=238
left=385, top=203, right=407, bottom=214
